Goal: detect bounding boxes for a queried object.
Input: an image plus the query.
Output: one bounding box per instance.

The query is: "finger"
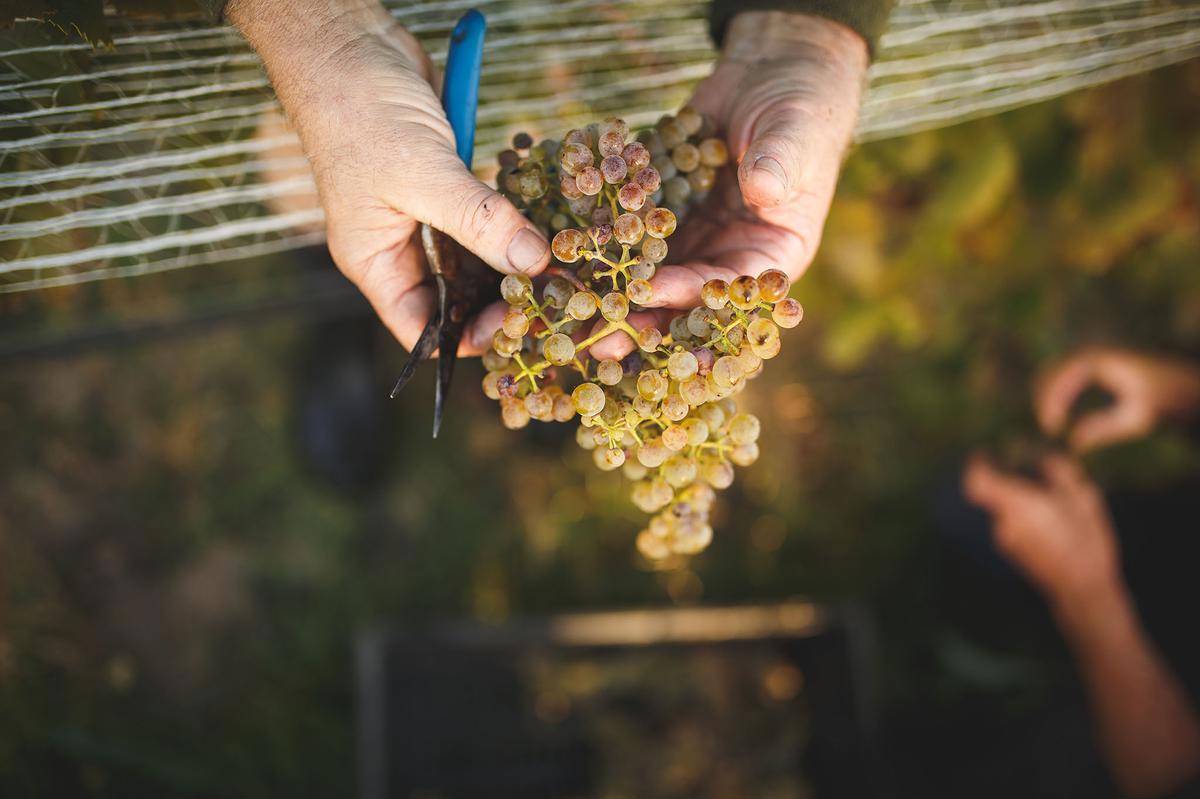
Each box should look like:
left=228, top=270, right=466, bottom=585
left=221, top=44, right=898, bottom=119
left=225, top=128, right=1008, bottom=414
left=588, top=309, right=674, bottom=361
left=1068, top=404, right=1148, bottom=453
left=643, top=263, right=744, bottom=309
left=738, top=102, right=837, bottom=210
left=1035, top=352, right=1098, bottom=435
left=460, top=300, right=509, bottom=357
left=409, top=154, right=550, bottom=278
left=1039, top=453, right=1088, bottom=492
left=962, top=454, right=1042, bottom=513
left=376, top=285, right=437, bottom=353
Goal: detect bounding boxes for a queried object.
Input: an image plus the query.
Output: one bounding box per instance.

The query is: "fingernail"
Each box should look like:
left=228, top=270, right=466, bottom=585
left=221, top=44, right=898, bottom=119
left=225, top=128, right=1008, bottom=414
left=750, top=155, right=788, bottom=197
left=507, top=228, right=548, bottom=273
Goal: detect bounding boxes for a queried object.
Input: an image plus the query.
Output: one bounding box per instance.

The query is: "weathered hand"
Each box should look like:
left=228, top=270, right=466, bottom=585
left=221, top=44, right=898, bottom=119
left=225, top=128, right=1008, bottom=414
left=1035, top=347, right=1200, bottom=452
left=964, top=453, right=1121, bottom=606
left=228, top=0, right=549, bottom=355
left=591, top=10, right=868, bottom=359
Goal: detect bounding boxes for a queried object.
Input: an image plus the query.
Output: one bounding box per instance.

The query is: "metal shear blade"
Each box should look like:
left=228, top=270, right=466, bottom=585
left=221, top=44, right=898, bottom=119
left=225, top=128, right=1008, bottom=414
left=389, top=224, right=472, bottom=438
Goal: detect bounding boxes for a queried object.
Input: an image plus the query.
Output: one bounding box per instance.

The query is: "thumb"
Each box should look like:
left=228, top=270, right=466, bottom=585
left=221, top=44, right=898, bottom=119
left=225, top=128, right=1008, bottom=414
left=415, top=157, right=550, bottom=276
left=1069, top=404, right=1148, bottom=453
left=737, top=103, right=826, bottom=209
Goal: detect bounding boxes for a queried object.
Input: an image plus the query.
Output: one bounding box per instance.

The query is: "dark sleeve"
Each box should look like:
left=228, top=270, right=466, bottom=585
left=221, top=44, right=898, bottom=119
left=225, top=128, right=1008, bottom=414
left=710, top=0, right=895, bottom=58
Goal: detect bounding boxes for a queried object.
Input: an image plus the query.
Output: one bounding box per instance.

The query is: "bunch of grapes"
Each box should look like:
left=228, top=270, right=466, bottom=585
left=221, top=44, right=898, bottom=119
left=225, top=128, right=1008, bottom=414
left=483, top=110, right=804, bottom=561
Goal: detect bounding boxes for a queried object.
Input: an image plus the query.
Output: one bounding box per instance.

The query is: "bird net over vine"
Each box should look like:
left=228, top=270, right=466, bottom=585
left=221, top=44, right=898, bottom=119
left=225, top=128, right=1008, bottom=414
left=1, top=0, right=1198, bottom=294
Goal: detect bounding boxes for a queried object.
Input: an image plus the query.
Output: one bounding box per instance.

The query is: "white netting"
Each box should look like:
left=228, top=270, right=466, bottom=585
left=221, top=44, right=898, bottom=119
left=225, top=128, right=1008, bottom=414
left=1, top=0, right=1198, bottom=293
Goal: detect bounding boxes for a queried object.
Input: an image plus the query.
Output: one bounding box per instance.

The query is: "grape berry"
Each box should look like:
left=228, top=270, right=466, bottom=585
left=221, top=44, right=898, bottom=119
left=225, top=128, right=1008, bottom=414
left=486, top=110, right=803, bottom=561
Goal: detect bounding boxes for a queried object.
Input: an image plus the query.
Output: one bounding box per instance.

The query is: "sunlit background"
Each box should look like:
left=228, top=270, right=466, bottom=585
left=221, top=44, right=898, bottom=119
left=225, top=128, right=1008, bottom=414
left=2, top=1, right=1200, bottom=796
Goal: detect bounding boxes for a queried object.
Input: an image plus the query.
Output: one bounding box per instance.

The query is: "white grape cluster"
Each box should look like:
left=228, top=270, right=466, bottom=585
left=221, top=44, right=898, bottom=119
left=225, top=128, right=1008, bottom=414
left=483, top=111, right=803, bottom=560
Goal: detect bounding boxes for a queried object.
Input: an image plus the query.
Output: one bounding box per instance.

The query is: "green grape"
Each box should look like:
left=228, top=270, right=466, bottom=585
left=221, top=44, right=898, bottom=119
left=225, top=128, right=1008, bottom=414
left=502, top=307, right=530, bottom=338
left=519, top=171, right=548, bottom=199
left=640, top=237, right=668, bottom=264
left=700, top=279, right=729, bottom=310
left=566, top=291, right=598, bottom=321
left=680, top=481, right=716, bottom=511
left=622, top=141, right=651, bottom=172
left=500, top=397, right=530, bottom=430
left=482, top=349, right=510, bottom=372
left=564, top=128, right=591, bottom=147
left=632, top=396, right=657, bottom=418
left=498, top=149, right=520, bottom=169
left=728, top=275, right=761, bottom=310
left=687, top=165, right=715, bottom=192
left=712, top=355, right=745, bottom=388
left=652, top=154, right=678, bottom=183
left=649, top=478, right=675, bottom=507
left=557, top=173, right=583, bottom=200
left=662, top=424, right=689, bottom=451
left=524, top=390, right=553, bottom=420
left=756, top=268, right=790, bottom=302
left=636, top=437, right=670, bottom=468
left=663, top=454, right=698, bottom=488
left=501, top=273, right=533, bottom=305
left=636, top=529, right=672, bottom=560
left=596, top=359, right=624, bottom=386
left=588, top=223, right=613, bottom=247
left=639, top=128, right=667, bottom=157
left=553, top=393, right=576, bottom=422
left=512, top=131, right=533, bottom=150
left=657, top=116, right=687, bottom=148
left=552, top=229, right=586, bottom=263
left=576, top=166, right=603, bottom=195
left=663, top=168, right=693, bottom=209
left=687, top=307, right=716, bottom=338
left=544, top=333, right=576, bottom=365
left=667, top=350, right=699, bottom=381
left=746, top=317, right=781, bottom=359
left=618, top=182, right=646, bottom=211
left=623, top=459, right=648, bottom=481
left=613, top=213, right=645, bottom=245
left=730, top=442, right=760, bottom=467
left=594, top=446, right=626, bottom=471
left=559, top=142, right=593, bottom=176
left=600, top=292, right=629, bottom=322
left=737, top=347, right=764, bottom=376
left=682, top=418, right=710, bottom=446
left=676, top=105, right=703, bottom=136
left=671, top=521, right=713, bottom=555
left=637, top=370, right=668, bottom=401
left=680, top=375, right=709, bottom=406
left=600, top=155, right=628, bottom=184
left=662, top=393, right=690, bottom=421
left=630, top=261, right=657, bottom=282
left=634, top=166, right=661, bottom=194
left=693, top=347, right=715, bottom=376
left=728, top=413, right=761, bottom=445
left=600, top=116, right=629, bottom=141
left=551, top=213, right=570, bottom=230
left=668, top=315, right=693, bottom=343
left=482, top=370, right=503, bottom=400
left=671, top=142, right=701, bottom=173
left=626, top=279, right=653, bottom=306
left=543, top=277, right=575, bottom=309
left=493, top=330, right=522, bottom=357
left=698, top=138, right=728, bottom=167
left=772, top=298, right=804, bottom=328
left=572, top=382, right=605, bottom=416
left=568, top=195, right=598, bottom=217
left=599, top=130, right=626, bottom=158
left=637, top=326, right=663, bottom=352
left=644, top=207, right=677, bottom=239
left=700, top=458, right=734, bottom=489
left=698, top=402, right=726, bottom=430
left=598, top=394, right=622, bottom=426
left=649, top=513, right=672, bottom=538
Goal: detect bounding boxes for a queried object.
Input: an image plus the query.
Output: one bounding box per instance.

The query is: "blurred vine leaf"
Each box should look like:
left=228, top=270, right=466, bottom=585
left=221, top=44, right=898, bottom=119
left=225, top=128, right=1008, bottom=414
left=3, top=0, right=213, bottom=46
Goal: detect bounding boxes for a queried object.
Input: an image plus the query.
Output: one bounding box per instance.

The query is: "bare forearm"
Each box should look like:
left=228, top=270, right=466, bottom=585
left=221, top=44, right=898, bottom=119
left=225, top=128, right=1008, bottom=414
left=1055, top=582, right=1200, bottom=799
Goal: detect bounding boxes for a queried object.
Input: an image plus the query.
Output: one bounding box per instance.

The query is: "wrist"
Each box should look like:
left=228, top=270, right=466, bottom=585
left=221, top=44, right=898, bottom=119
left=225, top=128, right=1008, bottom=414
left=1051, top=576, right=1133, bottom=636
left=723, top=11, right=869, bottom=75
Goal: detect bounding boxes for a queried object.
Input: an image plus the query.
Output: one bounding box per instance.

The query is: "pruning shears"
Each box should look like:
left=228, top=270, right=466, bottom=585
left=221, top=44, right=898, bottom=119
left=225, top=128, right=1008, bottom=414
left=389, top=9, right=492, bottom=438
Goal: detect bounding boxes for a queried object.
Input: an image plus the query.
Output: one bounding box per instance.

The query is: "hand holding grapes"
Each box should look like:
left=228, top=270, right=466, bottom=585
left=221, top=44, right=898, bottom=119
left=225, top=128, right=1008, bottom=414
left=590, top=11, right=869, bottom=360
left=227, top=0, right=550, bottom=354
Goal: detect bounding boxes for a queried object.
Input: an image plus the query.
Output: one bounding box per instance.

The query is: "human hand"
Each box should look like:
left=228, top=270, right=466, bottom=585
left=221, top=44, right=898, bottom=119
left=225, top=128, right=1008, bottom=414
left=964, top=453, right=1121, bottom=607
left=590, top=10, right=868, bottom=360
left=227, top=0, right=549, bottom=355
left=1035, top=347, right=1200, bottom=453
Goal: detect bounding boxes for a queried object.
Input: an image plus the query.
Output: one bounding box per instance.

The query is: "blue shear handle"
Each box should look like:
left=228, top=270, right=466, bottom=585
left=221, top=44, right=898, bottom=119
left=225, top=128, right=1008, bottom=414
left=442, top=9, right=486, bottom=169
